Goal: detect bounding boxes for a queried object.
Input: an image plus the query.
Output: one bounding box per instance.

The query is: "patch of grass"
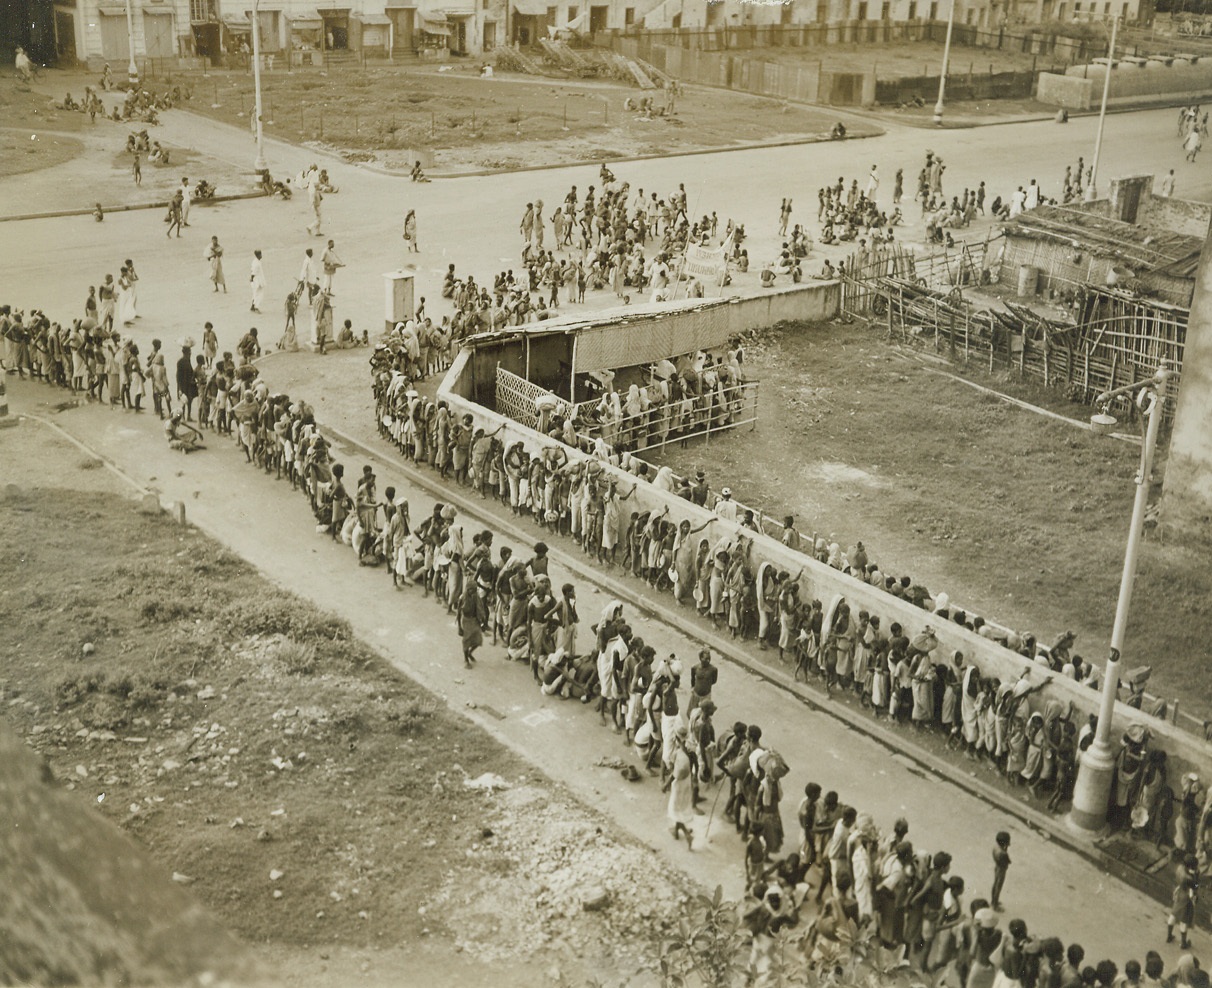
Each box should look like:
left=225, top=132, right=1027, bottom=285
left=272, top=638, right=318, bottom=675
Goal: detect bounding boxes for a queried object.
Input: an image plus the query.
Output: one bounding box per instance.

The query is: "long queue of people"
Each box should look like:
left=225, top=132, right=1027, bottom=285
left=367, top=333, right=1210, bottom=852
left=361, top=351, right=1210, bottom=987
left=4, top=286, right=1207, bottom=987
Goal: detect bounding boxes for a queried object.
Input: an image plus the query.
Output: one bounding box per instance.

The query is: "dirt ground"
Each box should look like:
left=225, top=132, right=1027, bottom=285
left=0, top=420, right=688, bottom=986
left=185, top=67, right=881, bottom=172
left=646, top=320, right=1212, bottom=718
left=0, top=86, right=253, bottom=215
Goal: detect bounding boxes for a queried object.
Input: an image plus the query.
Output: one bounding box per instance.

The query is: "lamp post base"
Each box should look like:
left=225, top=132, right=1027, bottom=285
left=1066, top=740, right=1116, bottom=836
left=933, top=102, right=944, bottom=126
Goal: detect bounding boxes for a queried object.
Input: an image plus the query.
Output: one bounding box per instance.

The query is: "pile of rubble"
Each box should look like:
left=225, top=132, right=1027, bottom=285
left=424, top=781, right=690, bottom=969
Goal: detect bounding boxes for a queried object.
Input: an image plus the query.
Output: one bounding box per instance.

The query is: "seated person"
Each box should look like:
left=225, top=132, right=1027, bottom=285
left=411, top=160, right=430, bottom=182
left=818, top=259, right=836, bottom=280
left=735, top=249, right=750, bottom=274
left=165, top=412, right=204, bottom=453
left=335, top=319, right=360, bottom=349
left=760, top=263, right=776, bottom=288
left=317, top=169, right=337, bottom=193
left=441, top=264, right=457, bottom=298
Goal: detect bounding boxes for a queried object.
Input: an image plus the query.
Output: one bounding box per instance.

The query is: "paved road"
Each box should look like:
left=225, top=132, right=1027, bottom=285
left=7, top=379, right=1205, bottom=968
left=2, top=99, right=1208, bottom=368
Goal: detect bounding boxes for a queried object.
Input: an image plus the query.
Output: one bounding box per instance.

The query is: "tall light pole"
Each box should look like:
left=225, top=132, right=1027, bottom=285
left=1085, top=13, right=1118, bottom=202
left=1067, top=363, right=1170, bottom=835
left=933, top=0, right=956, bottom=126
left=251, top=0, right=269, bottom=182
left=124, top=0, right=139, bottom=87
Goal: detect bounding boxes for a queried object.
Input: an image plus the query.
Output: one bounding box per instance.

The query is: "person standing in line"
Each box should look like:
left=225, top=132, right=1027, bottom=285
left=176, top=343, right=198, bottom=420
left=778, top=198, right=791, bottom=236
left=990, top=830, right=1011, bottom=910
left=320, top=239, right=344, bottom=293
left=893, top=168, right=903, bottom=205
left=688, top=648, right=717, bottom=712
left=866, top=164, right=879, bottom=200
left=132, top=152, right=142, bottom=185
left=1166, top=855, right=1199, bottom=949
left=98, top=274, right=116, bottom=332
left=207, top=236, right=226, bottom=292
left=403, top=208, right=419, bottom=253
left=250, top=249, right=266, bottom=313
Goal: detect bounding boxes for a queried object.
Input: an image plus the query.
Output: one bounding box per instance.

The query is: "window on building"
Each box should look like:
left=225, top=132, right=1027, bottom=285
left=966, top=7, right=975, bottom=21
left=881, top=1, right=890, bottom=16
left=567, top=5, right=578, bottom=21
left=1121, top=1, right=1128, bottom=14
left=817, top=1, right=827, bottom=21
left=929, top=1, right=938, bottom=17
left=1105, top=1, right=1110, bottom=11
left=672, top=11, right=681, bottom=26
left=857, top=0, right=867, bottom=18
left=908, top=0, right=917, bottom=16
left=624, top=6, right=634, bottom=24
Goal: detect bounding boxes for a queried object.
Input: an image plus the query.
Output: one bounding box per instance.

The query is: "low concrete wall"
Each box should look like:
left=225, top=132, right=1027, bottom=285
left=1036, top=71, right=1094, bottom=110
left=437, top=347, right=1212, bottom=788
left=1038, top=58, right=1212, bottom=109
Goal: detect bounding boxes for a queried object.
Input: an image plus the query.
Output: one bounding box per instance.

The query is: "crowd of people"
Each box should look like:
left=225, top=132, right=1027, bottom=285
left=427, top=164, right=748, bottom=335
left=368, top=339, right=1212, bottom=984
left=3, top=262, right=1209, bottom=984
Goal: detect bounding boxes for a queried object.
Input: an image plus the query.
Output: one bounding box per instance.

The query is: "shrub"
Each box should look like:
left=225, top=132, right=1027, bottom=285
left=273, top=639, right=318, bottom=676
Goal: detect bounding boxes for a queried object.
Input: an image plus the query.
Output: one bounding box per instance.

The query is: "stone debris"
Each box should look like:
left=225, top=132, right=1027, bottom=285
left=196, top=686, right=217, bottom=701
left=422, top=783, right=687, bottom=966
left=269, top=869, right=284, bottom=881
left=172, top=872, right=196, bottom=885
left=462, top=772, right=510, bottom=792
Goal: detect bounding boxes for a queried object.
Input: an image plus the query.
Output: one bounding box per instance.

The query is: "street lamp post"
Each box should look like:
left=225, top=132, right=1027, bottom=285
left=1084, top=13, right=1118, bottom=202
left=1067, top=363, right=1170, bottom=835
left=933, top=0, right=956, bottom=126
left=124, top=0, right=139, bottom=88
left=251, top=0, right=269, bottom=182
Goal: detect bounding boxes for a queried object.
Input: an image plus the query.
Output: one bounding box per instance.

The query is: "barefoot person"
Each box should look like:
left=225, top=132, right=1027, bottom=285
left=207, top=237, right=226, bottom=293
left=249, top=249, right=265, bottom=313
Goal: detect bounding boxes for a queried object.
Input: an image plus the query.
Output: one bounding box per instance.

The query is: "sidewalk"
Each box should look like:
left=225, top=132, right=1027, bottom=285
left=4, top=376, right=1203, bottom=967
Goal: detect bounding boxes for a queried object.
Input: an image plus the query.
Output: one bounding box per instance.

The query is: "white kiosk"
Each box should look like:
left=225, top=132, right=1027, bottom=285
left=383, top=269, right=416, bottom=334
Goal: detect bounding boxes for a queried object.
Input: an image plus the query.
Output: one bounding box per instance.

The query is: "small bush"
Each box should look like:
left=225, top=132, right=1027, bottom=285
left=56, top=672, right=107, bottom=707
left=223, top=598, right=351, bottom=643
left=140, top=599, right=199, bottom=623
left=274, top=639, right=318, bottom=676
left=387, top=697, right=438, bottom=736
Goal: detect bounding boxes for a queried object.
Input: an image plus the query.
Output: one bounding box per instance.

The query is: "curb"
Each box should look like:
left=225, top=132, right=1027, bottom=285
left=317, top=418, right=1183, bottom=919
left=0, top=190, right=268, bottom=224
left=417, top=130, right=883, bottom=180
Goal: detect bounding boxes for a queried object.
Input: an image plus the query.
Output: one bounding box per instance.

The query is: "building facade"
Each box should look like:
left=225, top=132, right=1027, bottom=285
left=46, top=0, right=1142, bottom=67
